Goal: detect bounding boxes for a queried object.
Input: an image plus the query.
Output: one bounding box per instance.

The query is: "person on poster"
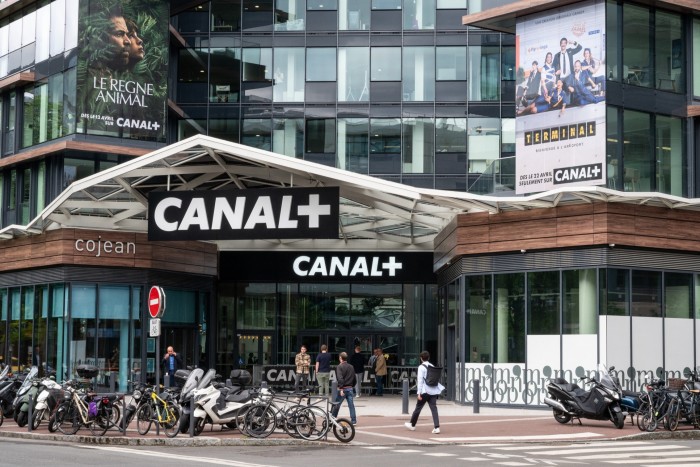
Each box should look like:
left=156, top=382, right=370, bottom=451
left=86, top=8, right=133, bottom=73
left=581, top=48, right=605, bottom=96
left=517, top=61, right=544, bottom=109
left=541, top=52, right=556, bottom=95
left=517, top=78, right=569, bottom=116
left=566, top=60, right=605, bottom=106
left=125, top=18, right=145, bottom=71
left=553, top=37, right=582, bottom=82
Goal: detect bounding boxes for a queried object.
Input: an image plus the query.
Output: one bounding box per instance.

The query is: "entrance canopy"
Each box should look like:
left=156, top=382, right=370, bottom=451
left=4, top=135, right=700, bottom=251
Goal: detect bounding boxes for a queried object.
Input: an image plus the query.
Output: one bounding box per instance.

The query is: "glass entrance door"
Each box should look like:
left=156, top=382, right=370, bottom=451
left=237, top=333, right=272, bottom=382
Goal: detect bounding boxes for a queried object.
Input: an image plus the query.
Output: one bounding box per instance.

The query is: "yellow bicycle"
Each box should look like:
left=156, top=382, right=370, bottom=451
left=135, top=385, right=180, bottom=437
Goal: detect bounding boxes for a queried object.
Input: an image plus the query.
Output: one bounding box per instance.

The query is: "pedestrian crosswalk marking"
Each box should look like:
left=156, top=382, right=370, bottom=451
left=610, top=456, right=700, bottom=465
left=458, top=457, right=492, bottom=461
left=529, top=444, right=686, bottom=457
left=392, top=449, right=423, bottom=453
left=497, top=441, right=651, bottom=451
left=423, top=453, right=457, bottom=457
left=440, top=432, right=602, bottom=442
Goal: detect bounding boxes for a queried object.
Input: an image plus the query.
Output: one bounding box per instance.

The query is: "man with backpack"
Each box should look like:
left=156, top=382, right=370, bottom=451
left=404, top=350, right=444, bottom=434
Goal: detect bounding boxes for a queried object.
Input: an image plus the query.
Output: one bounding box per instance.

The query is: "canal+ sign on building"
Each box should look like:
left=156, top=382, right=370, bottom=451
left=147, top=187, right=339, bottom=241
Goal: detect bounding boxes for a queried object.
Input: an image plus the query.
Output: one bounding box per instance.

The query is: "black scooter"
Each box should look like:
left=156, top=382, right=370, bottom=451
left=544, top=364, right=625, bottom=429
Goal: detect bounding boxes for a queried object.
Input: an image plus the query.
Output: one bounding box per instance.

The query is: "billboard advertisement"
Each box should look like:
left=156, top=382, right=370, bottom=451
left=515, top=0, right=606, bottom=194
left=77, top=0, right=169, bottom=142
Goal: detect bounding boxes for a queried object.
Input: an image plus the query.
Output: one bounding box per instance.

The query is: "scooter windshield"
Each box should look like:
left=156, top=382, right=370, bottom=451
left=598, top=364, right=617, bottom=391
left=0, top=364, right=9, bottom=382
left=180, top=368, right=204, bottom=399
left=16, top=367, right=38, bottom=396
left=197, top=369, right=216, bottom=389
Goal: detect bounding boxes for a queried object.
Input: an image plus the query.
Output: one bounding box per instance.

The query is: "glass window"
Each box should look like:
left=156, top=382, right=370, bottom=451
left=65, top=0, right=79, bottom=51
left=176, top=2, right=210, bottom=32
left=694, top=18, right=700, bottom=97
left=436, top=117, right=466, bottom=153
left=562, top=269, right=597, bottom=334
left=178, top=48, right=209, bottom=103
left=502, top=45, right=515, bottom=80
left=21, top=168, right=31, bottom=224
left=622, top=3, right=651, bottom=88
left=275, top=0, right=306, bottom=31
left=631, top=270, right=661, bottom=317
left=22, top=87, right=36, bottom=149
left=272, top=118, right=303, bottom=157
left=623, top=109, right=651, bottom=192
left=528, top=271, right=559, bottom=335
left=370, top=118, right=401, bottom=174
left=468, top=117, right=500, bottom=174
left=665, top=273, right=692, bottom=319
left=305, top=118, right=336, bottom=154
left=209, top=118, right=240, bottom=142
left=655, top=115, right=685, bottom=197
left=371, top=47, right=401, bottom=81
left=372, top=0, right=400, bottom=9
left=600, top=268, right=629, bottom=316
left=338, top=117, right=368, bottom=173
left=35, top=4, right=50, bottom=62
left=501, top=118, right=514, bottom=153
left=655, top=10, right=683, bottom=93
left=62, top=68, right=76, bottom=135
left=50, top=0, right=66, bottom=57
left=403, top=0, right=434, bottom=30
left=210, top=48, right=241, bottom=103
left=403, top=46, right=435, bottom=101
left=436, top=46, right=466, bottom=81
left=338, top=47, right=369, bottom=101
left=49, top=72, right=64, bottom=140
left=351, top=284, right=402, bottom=329
left=243, top=0, right=273, bottom=31
left=339, top=0, right=370, bottom=30
left=8, top=15, right=21, bottom=53
left=21, top=9, right=35, bottom=48
left=242, top=118, right=272, bottom=150
left=237, top=283, right=276, bottom=329
left=32, top=83, right=48, bottom=146
left=3, top=92, right=16, bottom=154
left=63, top=157, right=95, bottom=189
left=465, top=275, right=491, bottom=363
left=606, top=106, right=620, bottom=189
left=606, top=0, right=619, bottom=81
left=402, top=118, right=434, bottom=174
left=299, top=283, right=350, bottom=329
left=307, top=0, right=337, bottom=8
left=36, top=161, right=45, bottom=213
left=438, top=0, right=466, bottom=7
left=243, top=48, right=273, bottom=82
left=0, top=20, right=8, bottom=57
left=307, top=48, right=336, bottom=81
left=469, top=45, right=500, bottom=101
left=273, top=48, right=305, bottom=102
left=212, top=0, right=242, bottom=32
left=494, top=273, right=525, bottom=363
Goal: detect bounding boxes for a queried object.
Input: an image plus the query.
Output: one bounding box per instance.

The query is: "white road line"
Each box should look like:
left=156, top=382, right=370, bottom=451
left=356, top=431, right=441, bottom=444
left=496, top=462, right=533, bottom=466
left=359, top=417, right=551, bottom=430
left=611, top=455, right=700, bottom=464
left=439, top=432, right=603, bottom=442
left=423, top=452, right=457, bottom=457
left=458, top=457, right=492, bottom=461
left=85, top=446, right=275, bottom=467
left=497, top=441, right=650, bottom=451
left=636, top=463, right=700, bottom=467
left=572, top=448, right=700, bottom=461
left=360, top=446, right=390, bottom=449
left=392, top=449, right=424, bottom=453
left=539, top=445, right=686, bottom=457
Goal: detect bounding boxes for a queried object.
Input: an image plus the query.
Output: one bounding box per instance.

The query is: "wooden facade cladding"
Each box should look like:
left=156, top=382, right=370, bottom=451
left=434, top=203, right=700, bottom=270
left=0, top=229, right=218, bottom=276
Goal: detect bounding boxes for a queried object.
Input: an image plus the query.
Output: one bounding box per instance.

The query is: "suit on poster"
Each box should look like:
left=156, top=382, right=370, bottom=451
left=553, top=37, right=582, bottom=81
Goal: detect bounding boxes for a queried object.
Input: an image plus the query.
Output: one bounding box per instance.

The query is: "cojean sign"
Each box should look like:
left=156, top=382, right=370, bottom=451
left=148, top=187, right=339, bottom=241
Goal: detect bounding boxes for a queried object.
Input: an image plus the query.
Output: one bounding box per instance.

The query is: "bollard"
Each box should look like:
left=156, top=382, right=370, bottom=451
left=402, top=379, right=409, bottom=414
left=473, top=379, right=480, bottom=414
left=331, top=380, right=338, bottom=402
left=27, top=388, right=34, bottom=433
left=189, top=396, right=195, bottom=437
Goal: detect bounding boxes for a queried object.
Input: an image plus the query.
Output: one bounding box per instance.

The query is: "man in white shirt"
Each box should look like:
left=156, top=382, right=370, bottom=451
left=404, top=350, right=444, bottom=434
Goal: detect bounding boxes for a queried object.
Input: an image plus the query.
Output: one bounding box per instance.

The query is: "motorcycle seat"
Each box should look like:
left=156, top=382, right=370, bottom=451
left=225, top=391, right=249, bottom=403
left=97, top=393, right=120, bottom=401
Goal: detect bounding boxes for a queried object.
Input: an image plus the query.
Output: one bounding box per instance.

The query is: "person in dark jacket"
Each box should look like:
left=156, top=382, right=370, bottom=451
left=161, top=346, right=183, bottom=387
left=348, top=346, right=365, bottom=398
left=331, top=352, right=357, bottom=425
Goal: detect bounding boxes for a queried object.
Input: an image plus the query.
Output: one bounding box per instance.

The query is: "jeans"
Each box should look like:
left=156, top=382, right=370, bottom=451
left=294, top=372, right=309, bottom=391
left=375, top=375, right=384, bottom=395
left=316, top=372, right=330, bottom=396
left=331, top=387, right=356, bottom=424
left=354, top=372, right=363, bottom=395
left=410, top=393, right=440, bottom=428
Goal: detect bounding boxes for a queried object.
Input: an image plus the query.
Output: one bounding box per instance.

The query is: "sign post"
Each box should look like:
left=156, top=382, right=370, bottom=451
left=148, top=285, right=166, bottom=432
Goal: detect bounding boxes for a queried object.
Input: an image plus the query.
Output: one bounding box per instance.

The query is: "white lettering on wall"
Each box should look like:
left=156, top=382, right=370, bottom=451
left=75, top=236, right=136, bottom=258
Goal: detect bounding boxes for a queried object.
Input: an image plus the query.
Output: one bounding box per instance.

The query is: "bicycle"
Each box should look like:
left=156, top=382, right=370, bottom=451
left=293, top=400, right=355, bottom=442
left=241, top=389, right=312, bottom=439
left=135, top=385, right=181, bottom=438
left=54, top=380, right=110, bottom=436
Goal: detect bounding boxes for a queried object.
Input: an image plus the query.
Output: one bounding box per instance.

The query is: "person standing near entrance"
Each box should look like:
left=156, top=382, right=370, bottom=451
left=315, top=344, right=331, bottom=396
left=294, top=345, right=311, bottom=391
left=331, top=352, right=357, bottom=425
left=162, top=346, right=183, bottom=387
left=373, top=348, right=387, bottom=396
left=348, top=346, right=365, bottom=398
left=404, top=350, right=444, bottom=434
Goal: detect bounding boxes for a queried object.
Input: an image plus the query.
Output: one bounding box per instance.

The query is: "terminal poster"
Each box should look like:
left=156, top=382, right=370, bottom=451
left=515, top=0, right=606, bottom=194
left=76, top=0, right=168, bottom=142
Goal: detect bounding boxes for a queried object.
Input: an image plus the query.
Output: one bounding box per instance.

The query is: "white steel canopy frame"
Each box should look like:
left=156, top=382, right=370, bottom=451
left=5, top=135, right=700, bottom=251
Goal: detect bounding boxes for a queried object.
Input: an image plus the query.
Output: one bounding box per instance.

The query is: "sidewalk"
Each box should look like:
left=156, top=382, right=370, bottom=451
left=0, top=395, right=697, bottom=446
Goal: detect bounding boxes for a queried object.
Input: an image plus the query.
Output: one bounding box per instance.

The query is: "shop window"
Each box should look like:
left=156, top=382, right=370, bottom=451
left=465, top=275, right=491, bottom=363
left=299, top=283, right=350, bottom=329
left=527, top=271, right=559, bottom=335
left=494, top=273, right=525, bottom=363
left=339, top=0, right=370, bottom=30
left=631, top=270, right=661, bottom=317
left=665, top=273, right=692, bottom=319
left=236, top=283, right=276, bottom=330
left=562, top=269, right=597, bottom=334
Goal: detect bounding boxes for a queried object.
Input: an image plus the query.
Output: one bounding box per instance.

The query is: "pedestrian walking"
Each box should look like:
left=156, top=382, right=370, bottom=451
left=331, top=351, right=357, bottom=425
left=404, top=350, right=444, bottom=434
left=294, top=345, right=311, bottom=391
left=373, top=348, right=387, bottom=396
left=315, top=344, right=331, bottom=396
left=348, top=345, right=365, bottom=398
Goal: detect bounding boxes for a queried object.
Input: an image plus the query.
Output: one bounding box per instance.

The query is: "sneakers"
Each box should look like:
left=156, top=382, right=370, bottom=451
left=432, top=427, right=440, bottom=434
left=355, top=394, right=360, bottom=399
left=352, top=421, right=357, bottom=425
left=404, top=422, right=415, bottom=431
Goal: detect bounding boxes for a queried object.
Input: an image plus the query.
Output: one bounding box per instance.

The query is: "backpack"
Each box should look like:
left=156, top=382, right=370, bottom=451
left=423, top=363, right=442, bottom=387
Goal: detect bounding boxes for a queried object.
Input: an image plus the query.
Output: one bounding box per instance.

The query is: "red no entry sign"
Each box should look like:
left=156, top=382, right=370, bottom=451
left=148, top=286, right=165, bottom=318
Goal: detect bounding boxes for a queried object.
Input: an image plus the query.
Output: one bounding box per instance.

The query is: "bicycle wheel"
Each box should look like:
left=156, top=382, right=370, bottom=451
left=332, top=417, right=355, bottom=443
left=162, top=404, right=181, bottom=438
left=294, top=406, right=328, bottom=441
left=136, top=404, right=152, bottom=435
left=281, top=404, right=306, bottom=438
left=664, top=399, right=680, bottom=432
left=90, top=411, right=109, bottom=437
left=244, top=404, right=276, bottom=439
left=57, top=402, right=81, bottom=435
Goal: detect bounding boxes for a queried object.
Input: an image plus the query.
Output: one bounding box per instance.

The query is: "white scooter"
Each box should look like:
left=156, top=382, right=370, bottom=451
left=191, top=369, right=258, bottom=435
left=31, top=376, right=62, bottom=431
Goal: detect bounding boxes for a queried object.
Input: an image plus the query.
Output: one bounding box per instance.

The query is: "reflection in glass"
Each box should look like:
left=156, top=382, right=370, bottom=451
left=242, top=118, right=272, bottom=150
left=338, top=118, right=368, bottom=173
left=527, top=271, right=559, bottom=335
left=403, top=47, right=435, bottom=101
left=371, top=48, right=401, bottom=81
left=655, top=11, right=683, bottom=93
left=243, top=48, right=273, bottom=82
left=563, top=269, right=597, bottom=334
left=307, top=48, right=337, bottom=82
left=275, top=0, right=306, bottom=31
left=494, top=274, right=524, bottom=363
left=436, top=46, right=466, bottom=81
left=403, top=0, right=435, bottom=30
left=468, top=117, right=500, bottom=174
left=273, top=118, right=303, bottom=158
left=622, top=109, right=651, bottom=191
left=631, top=270, right=661, bottom=317
left=665, top=273, right=692, bottom=319
left=655, top=115, right=685, bottom=197
left=339, top=0, right=370, bottom=30
left=338, top=47, right=369, bottom=101
left=402, top=118, right=434, bottom=174
left=622, top=3, right=651, bottom=88
left=465, top=275, right=491, bottom=363
left=210, top=48, right=241, bottom=103
left=469, top=45, right=499, bottom=101
left=306, top=118, right=336, bottom=154
left=273, top=48, right=304, bottom=102
left=599, top=268, right=629, bottom=316
left=212, top=0, right=242, bottom=32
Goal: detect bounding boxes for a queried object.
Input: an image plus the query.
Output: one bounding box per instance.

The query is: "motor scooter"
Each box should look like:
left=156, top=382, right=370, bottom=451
left=0, top=366, right=21, bottom=420
left=191, top=369, right=258, bottom=436
left=177, top=368, right=205, bottom=434
left=12, top=366, right=38, bottom=427
left=544, top=364, right=625, bottom=429
left=0, top=365, right=9, bottom=426
left=30, top=376, right=62, bottom=430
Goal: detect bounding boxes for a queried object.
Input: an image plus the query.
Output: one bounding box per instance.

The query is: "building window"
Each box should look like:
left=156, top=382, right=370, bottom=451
left=305, top=118, right=336, bottom=154
left=272, top=118, right=303, bottom=158
left=212, top=0, right=242, bottom=32
left=468, top=45, right=500, bottom=101
left=337, top=117, right=368, bottom=173
left=436, top=46, right=466, bottom=81
left=600, top=268, right=629, bottom=316
left=243, top=0, right=273, bottom=31
left=338, top=47, right=369, bottom=101
left=438, top=0, right=466, bottom=8
left=622, top=109, right=651, bottom=192
left=465, top=275, right=491, bottom=363
left=654, top=10, right=684, bottom=93
left=402, top=118, right=434, bottom=174
left=243, top=48, right=272, bottom=82
left=467, top=117, right=500, bottom=174
left=665, top=273, right=692, bottom=319
left=306, top=48, right=336, bottom=82
left=275, top=0, right=306, bottom=31
left=371, top=47, right=401, bottom=81
left=372, top=0, right=400, bottom=9
left=694, top=18, right=700, bottom=98
left=369, top=118, right=401, bottom=174
left=403, top=0, right=435, bottom=30
left=178, top=48, right=209, bottom=103
left=307, top=0, right=337, bottom=9
left=273, top=48, right=305, bottom=102
left=562, top=269, right=597, bottom=334
left=621, top=3, right=651, bottom=88
left=527, top=271, right=560, bottom=335
left=209, top=119, right=240, bottom=143
left=242, top=118, right=272, bottom=150
left=631, top=270, right=661, bottom=317
left=403, top=46, right=435, bottom=101
left=494, top=273, right=525, bottom=363
left=210, top=48, right=241, bottom=103
left=655, top=115, right=685, bottom=197
left=339, top=0, right=370, bottom=30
